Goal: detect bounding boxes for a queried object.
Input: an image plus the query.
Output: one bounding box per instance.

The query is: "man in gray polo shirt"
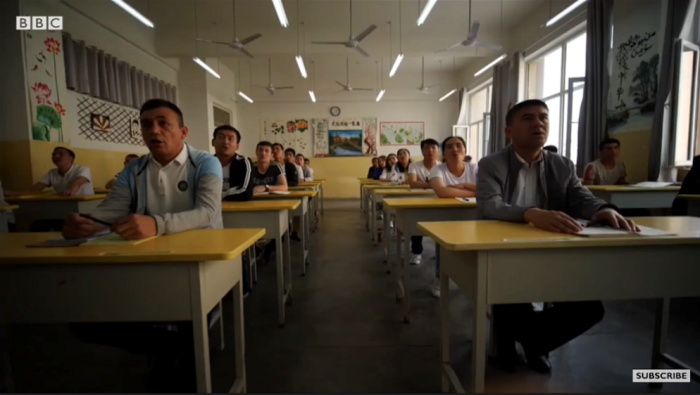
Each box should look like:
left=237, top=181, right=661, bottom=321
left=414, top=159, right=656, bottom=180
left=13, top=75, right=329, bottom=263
left=477, top=99, right=638, bottom=375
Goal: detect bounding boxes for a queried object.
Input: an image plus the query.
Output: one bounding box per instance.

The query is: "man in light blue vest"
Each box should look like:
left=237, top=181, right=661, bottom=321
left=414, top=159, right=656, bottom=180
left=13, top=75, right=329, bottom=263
left=63, top=99, right=222, bottom=392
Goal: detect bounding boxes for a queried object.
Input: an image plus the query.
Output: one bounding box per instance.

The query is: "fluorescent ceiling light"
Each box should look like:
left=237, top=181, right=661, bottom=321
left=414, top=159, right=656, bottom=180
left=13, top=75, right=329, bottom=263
left=193, top=57, right=220, bottom=79
left=375, top=89, right=386, bottom=102
left=417, top=0, right=438, bottom=26
left=271, top=0, right=289, bottom=27
left=389, top=54, right=404, bottom=77
left=545, top=0, right=587, bottom=27
left=112, top=0, right=154, bottom=27
left=295, top=56, right=308, bottom=78
left=238, top=91, right=254, bottom=103
left=308, top=90, right=316, bottom=103
left=474, top=54, right=507, bottom=77
left=439, top=89, right=457, bottom=102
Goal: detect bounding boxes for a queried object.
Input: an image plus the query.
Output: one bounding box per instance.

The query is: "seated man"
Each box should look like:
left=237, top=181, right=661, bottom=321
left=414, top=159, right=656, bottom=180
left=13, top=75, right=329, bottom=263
left=63, top=99, right=223, bottom=392
left=5, top=146, right=94, bottom=197
left=105, top=154, right=139, bottom=189
left=285, top=148, right=305, bottom=183
left=272, top=143, right=299, bottom=186
left=252, top=141, right=288, bottom=194
left=212, top=125, right=253, bottom=201
left=582, top=138, right=627, bottom=185
left=296, top=153, right=314, bottom=181
left=477, top=99, right=637, bottom=374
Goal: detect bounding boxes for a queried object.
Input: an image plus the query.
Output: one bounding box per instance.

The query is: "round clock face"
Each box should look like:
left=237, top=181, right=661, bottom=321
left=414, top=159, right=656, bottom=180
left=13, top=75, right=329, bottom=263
left=330, top=106, right=341, bottom=117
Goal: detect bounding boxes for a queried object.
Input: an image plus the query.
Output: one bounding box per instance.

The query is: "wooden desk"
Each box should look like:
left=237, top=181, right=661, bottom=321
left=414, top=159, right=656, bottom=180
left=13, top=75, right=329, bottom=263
left=677, top=194, right=700, bottom=216
left=5, top=195, right=106, bottom=231
left=383, top=198, right=478, bottom=321
left=0, top=229, right=265, bottom=393
left=256, top=190, right=317, bottom=239
left=371, top=189, right=436, bottom=245
left=586, top=185, right=680, bottom=209
left=0, top=205, right=18, bottom=234
left=289, top=184, right=322, bottom=224
left=359, top=179, right=386, bottom=212
left=418, top=217, right=700, bottom=393
left=363, top=184, right=408, bottom=231
left=222, top=200, right=299, bottom=326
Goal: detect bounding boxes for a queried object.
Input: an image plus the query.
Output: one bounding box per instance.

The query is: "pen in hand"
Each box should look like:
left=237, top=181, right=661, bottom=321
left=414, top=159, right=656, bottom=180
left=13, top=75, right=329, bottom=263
left=79, top=214, right=112, bottom=228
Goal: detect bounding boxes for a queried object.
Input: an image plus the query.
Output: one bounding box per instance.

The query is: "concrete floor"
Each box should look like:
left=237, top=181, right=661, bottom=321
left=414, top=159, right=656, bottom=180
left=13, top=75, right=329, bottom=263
left=5, top=204, right=700, bottom=393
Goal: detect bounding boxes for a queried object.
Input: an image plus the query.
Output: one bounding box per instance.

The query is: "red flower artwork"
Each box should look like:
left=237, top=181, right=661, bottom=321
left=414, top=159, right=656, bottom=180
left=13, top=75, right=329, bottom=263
left=54, top=102, right=66, bottom=116
left=44, top=37, right=61, bottom=54
left=287, top=121, right=297, bottom=133
left=32, top=82, right=52, bottom=105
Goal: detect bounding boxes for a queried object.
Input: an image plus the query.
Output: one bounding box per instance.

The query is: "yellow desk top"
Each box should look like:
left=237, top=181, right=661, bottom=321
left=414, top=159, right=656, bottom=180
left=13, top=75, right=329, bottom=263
left=375, top=189, right=435, bottom=196
left=222, top=200, right=300, bottom=212
left=384, top=197, right=477, bottom=209
left=363, top=184, right=409, bottom=190
left=0, top=205, right=19, bottom=211
left=360, top=180, right=387, bottom=185
left=677, top=194, right=700, bottom=200
left=254, top=191, right=317, bottom=199
left=0, top=228, right=266, bottom=265
left=288, top=185, right=318, bottom=191
left=586, top=185, right=681, bottom=192
left=418, top=217, right=700, bottom=251
left=6, top=194, right=107, bottom=202
left=302, top=180, right=324, bottom=184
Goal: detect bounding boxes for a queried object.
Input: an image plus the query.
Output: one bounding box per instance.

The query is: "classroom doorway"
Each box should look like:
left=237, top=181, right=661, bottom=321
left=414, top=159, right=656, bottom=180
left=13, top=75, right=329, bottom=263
left=213, top=105, right=232, bottom=128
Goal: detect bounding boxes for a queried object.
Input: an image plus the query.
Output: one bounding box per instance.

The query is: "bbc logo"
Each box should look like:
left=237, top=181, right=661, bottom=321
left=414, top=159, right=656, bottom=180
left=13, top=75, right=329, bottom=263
left=16, top=16, right=63, bottom=31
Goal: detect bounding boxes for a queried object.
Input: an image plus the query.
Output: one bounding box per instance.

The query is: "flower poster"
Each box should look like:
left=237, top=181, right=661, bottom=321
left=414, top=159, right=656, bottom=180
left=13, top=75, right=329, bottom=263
left=379, top=122, right=425, bottom=146
left=259, top=119, right=312, bottom=158
left=24, top=31, right=66, bottom=142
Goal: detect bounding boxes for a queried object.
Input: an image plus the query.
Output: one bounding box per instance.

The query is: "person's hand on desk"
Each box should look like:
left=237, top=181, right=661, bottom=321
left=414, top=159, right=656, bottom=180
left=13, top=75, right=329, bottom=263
left=63, top=213, right=104, bottom=239
left=590, top=208, right=640, bottom=231
left=525, top=208, right=583, bottom=234
left=253, top=185, right=267, bottom=195
left=111, top=214, right=157, bottom=240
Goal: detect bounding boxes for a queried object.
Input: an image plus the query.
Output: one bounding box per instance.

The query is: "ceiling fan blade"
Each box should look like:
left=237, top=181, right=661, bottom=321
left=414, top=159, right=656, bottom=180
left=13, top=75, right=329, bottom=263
left=467, top=21, right=480, bottom=41
left=352, top=88, right=374, bottom=91
left=354, top=46, right=370, bottom=57
left=436, top=42, right=464, bottom=53
left=311, top=41, right=347, bottom=45
left=252, top=85, right=269, bottom=88
left=275, top=86, right=294, bottom=90
left=195, top=38, right=230, bottom=45
left=238, top=47, right=255, bottom=59
left=239, top=33, right=262, bottom=45
left=354, top=24, right=377, bottom=42
left=335, top=81, right=347, bottom=88
left=475, top=42, right=503, bottom=51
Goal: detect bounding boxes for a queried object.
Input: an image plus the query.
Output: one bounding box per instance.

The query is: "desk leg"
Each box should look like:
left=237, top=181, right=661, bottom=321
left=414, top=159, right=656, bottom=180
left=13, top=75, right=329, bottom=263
left=440, top=271, right=450, bottom=393
left=218, top=300, right=225, bottom=351
left=384, top=208, right=390, bottom=272
left=231, top=279, right=247, bottom=393
left=650, top=298, right=671, bottom=389
left=371, top=195, right=376, bottom=243
left=285, top=231, right=293, bottom=301
left=276, top=236, right=286, bottom=327
left=402, top=215, right=411, bottom=324
left=470, top=253, right=488, bottom=393
left=300, top=211, right=307, bottom=277
left=321, top=185, right=324, bottom=216
left=360, top=185, right=363, bottom=211
left=1, top=325, right=14, bottom=393
left=189, top=266, right=213, bottom=393
left=395, top=224, right=403, bottom=303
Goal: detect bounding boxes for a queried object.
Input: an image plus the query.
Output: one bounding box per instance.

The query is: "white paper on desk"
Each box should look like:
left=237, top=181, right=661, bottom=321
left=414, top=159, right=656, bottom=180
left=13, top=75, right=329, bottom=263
left=575, top=220, right=675, bottom=237
left=44, top=230, right=111, bottom=245
left=629, top=181, right=674, bottom=188
left=456, top=197, right=475, bottom=203
left=635, top=225, right=676, bottom=237
left=271, top=191, right=291, bottom=195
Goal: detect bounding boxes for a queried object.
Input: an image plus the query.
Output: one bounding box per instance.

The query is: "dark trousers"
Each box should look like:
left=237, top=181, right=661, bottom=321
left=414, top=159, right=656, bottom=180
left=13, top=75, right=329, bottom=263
left=29, top=219, right=65, bottom=232
left=493, top=301, right=605, bottom=358
left=410, top=236, right=423, bottom=254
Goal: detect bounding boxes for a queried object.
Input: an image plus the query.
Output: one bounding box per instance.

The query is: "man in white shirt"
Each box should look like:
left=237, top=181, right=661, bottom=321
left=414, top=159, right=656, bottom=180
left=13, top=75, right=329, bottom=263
left=405, top=138, right=440, bottom=265
left=582, top=138, right=627, bottom=185
left=4, top=147, right=94, bottom=197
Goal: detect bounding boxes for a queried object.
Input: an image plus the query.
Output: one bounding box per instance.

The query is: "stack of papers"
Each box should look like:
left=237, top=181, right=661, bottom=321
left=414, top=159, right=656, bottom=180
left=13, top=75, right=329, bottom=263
left=456, top=198, right=476, bottom=203
left=575, top=220, right=675, bottom=238
left=629, top=181, right=674, bottom=188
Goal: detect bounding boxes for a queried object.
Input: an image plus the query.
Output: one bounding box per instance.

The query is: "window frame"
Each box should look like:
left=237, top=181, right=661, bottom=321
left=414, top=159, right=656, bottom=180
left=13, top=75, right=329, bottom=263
left=467, top=81, right=492, bottom=160
left=670, top=39, right=700, bottom=167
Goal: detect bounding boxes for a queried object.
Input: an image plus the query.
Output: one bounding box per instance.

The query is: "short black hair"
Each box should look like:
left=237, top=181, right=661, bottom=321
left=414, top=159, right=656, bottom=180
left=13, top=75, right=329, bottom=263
left=285, top=148, right=296, bottom=156
left=420, top=138, right=439, bottom=149
left=213, top=125, right=241, bottom=143
left=441, top=136, right=466, bottom=152
left=139, top=99, right=184, bottom=126
left=272, top=143, right=284, bottom=151
left=296, top=153, right=304, bottom=159
left=599, top=138, right=621, bottom=151
left=126, top=153, right=139, bottom=159
left=505, top=99, right=548, bottom=126
left=543, top=145, right=558, bottom=153
left=304, top=158, right=310, bottom=163
left=53, top=147, right=75, bottom=159
left=257, top=141, right=273, bottom=150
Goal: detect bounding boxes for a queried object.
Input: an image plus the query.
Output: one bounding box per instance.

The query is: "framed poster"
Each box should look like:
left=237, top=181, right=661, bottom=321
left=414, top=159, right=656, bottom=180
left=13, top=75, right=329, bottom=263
left=379, top=122, right=425, bottom=146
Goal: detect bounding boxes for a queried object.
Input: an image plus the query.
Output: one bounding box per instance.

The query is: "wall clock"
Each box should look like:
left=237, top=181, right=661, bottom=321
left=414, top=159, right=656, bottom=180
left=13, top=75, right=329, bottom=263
left=330, top=106, right=341, bottom=117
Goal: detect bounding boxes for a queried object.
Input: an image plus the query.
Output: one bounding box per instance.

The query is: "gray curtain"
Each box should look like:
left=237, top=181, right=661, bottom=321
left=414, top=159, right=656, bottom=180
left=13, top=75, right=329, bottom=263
left=648, top=0, right=694, bottom=180
left=576, top=0, right=613, bottom=177
left=61, top=32, right=176, bottom=109
left=487, top=52, right=521, bottom=154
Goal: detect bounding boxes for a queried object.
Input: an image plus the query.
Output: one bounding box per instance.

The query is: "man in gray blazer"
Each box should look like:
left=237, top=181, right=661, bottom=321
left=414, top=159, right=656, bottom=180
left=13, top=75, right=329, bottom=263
left=477, top=99, right=638, bottom=374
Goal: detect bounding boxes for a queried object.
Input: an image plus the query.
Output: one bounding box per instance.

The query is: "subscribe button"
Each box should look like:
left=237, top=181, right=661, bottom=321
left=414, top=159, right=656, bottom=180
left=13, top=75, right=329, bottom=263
left=633, top=369, right=691, bottom=383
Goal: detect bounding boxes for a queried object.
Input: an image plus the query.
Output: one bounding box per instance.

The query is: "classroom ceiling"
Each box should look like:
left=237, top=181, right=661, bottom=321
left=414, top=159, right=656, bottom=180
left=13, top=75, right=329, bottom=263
left=127, top=0, right=553, bottom=72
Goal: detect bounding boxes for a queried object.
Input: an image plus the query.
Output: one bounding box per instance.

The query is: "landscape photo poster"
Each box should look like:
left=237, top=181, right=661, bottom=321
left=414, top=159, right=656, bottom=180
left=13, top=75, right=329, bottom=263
left=379, top=122, right=425, bottom=146
left=327, top=118, right=365, bottom=157
left=259, top=119, right=312, bottom=158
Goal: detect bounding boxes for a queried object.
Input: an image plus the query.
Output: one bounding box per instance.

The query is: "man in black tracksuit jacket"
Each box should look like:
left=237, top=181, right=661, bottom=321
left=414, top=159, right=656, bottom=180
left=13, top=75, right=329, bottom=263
left=212, top=125, right=254, bottom=201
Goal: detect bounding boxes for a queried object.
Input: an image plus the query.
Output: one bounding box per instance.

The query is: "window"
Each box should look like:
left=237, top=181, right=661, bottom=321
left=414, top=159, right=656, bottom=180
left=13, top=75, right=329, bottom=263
left=526, top=32, right=587, bottom=163
left=672, top=40, right=700, bottom=167
left=467, top=83, right=492, bottom=160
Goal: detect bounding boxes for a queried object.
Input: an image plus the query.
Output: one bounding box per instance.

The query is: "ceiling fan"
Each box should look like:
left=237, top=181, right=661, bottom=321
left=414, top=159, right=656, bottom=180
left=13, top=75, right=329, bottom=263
left=254, top=58, right=293, bottom=95
left=417, top=57, right=440, bottom=94
left=311, top=0, right=377, bottom=57
left=435, top=0, right=502, bottom=53
left=336, top=58, right=373, bottom=92
left=194, top=0, right=262, bottom=59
